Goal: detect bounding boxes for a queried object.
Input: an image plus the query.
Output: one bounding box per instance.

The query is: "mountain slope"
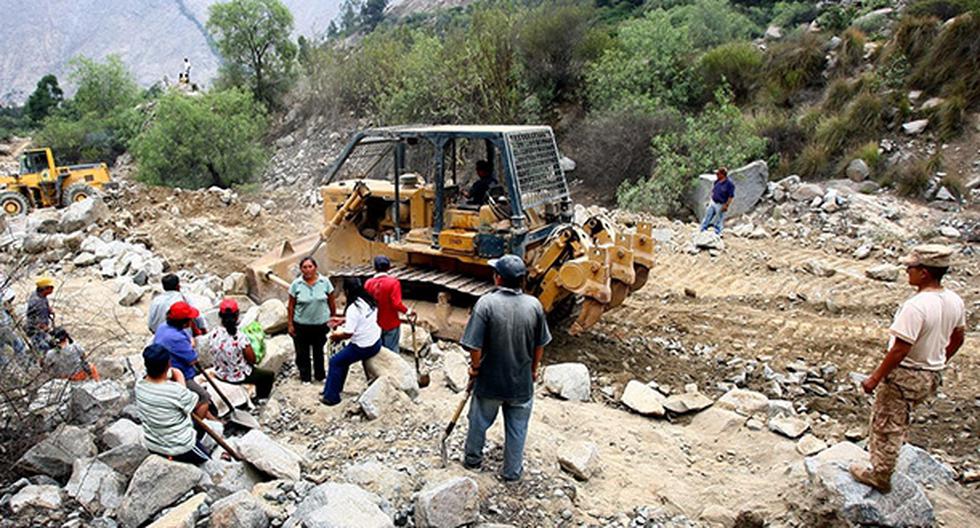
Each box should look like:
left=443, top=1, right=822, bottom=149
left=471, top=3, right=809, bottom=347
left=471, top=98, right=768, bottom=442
left=0, top=0, right=340, bottom=105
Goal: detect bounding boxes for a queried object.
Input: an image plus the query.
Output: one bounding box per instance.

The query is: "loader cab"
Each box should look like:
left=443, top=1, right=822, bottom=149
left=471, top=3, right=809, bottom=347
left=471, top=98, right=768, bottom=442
left=19, top=149, right=55, bottom=177
left=321, top=125, right=572, bottom=259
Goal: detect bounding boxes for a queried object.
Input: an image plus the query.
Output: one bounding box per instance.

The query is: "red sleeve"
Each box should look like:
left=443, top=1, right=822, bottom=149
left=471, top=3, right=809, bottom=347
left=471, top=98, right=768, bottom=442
left=391, top=278, right=408, bottom=314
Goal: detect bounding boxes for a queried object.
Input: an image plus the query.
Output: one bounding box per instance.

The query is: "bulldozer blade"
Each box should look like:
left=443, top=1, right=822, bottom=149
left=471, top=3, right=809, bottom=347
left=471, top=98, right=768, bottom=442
left=569, top=298, right=606, bottom=335
left=607, top=280, right=630, bottom=310
left=630, top=265, right=650, bottom=293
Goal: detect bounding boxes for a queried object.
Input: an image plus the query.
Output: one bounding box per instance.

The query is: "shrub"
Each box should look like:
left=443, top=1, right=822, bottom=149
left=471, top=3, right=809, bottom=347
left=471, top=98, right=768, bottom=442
left=563, top=107, right=681, bottom=205
left=813, top=115, right=850, bottom=156
left=586, top=9, right=694, bottom=111
left=763, top=32, right=827, bottom=105
left=822, top=77, right=863, bottom=112
left=665, top=0, right=757, bottom=49
left=132, top=88, right=268, bottom=189
left=698, top=41, right=763, bottom=103
left=68, top=56, right=141, bottom=117
left=855, top=141, right=882, bottom=169
left=887, top=158, right=932, bottom=196
left=770, top=2, right=820, bottom=27
left=754, top=111, right=808, bottom=161
left=814, top=92, right=884, bottom=157
left=911, top=12, right=980, bottom=101
left=817, top=5, right=857, bottom=33
left=935, top=95, right=967, bottom=140
left=837, top=28, right=866, bottom=74
left=793, top=143, right=831, bottom=179
left=617, top=88, right=767, bottom=215
left=892, top=15, right=940, bottom=66
left=907, top=0, right=980, bottom=20
left=939, top=172, right=965, bottom=198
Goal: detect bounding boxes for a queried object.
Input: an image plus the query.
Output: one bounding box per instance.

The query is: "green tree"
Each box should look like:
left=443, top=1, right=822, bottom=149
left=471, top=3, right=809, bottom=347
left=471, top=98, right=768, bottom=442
left=132, top=88, right=268, bottom=188
left=207, top=0, right=298, bottom=109
left=25, top=75, right=64, bottom=123
left=360, top=0, right=388, bottom=31
left=68, top=55, right=140, bottom=116
left=618, top=88, right=767, bottom=215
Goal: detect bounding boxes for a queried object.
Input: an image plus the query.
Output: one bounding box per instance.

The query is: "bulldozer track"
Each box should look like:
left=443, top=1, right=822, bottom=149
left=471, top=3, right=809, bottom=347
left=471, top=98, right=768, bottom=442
left=334, top=264, right=496, bottom=298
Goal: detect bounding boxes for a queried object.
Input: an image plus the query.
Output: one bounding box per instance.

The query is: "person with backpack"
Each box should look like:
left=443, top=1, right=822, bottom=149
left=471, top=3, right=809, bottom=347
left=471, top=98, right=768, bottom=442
left=207, top=298, right=274, bottom=400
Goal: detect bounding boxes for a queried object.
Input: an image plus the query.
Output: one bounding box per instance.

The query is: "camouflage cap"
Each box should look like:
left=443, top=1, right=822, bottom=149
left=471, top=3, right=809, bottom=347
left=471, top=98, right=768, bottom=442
left=900, top=244, right=954, bottom=267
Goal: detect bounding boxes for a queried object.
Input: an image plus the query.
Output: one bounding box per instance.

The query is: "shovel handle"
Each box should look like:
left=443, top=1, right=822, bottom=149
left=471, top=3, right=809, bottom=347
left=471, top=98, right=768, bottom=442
left=192, top=414, right=241, bottom=461
left=197, top=365, right=236, bottom=412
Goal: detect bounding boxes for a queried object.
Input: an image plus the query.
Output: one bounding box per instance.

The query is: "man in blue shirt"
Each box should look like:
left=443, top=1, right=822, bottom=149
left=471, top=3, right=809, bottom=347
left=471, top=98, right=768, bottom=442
left=700, top=168, right=735, bottom=235
left=154, top=301, right=213, bottom=420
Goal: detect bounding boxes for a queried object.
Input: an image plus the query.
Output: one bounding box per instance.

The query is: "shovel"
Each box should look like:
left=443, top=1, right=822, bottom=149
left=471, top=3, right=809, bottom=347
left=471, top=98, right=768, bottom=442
left=440, top=381, right=473, bottom=467
left=191, top=414, right=242, bottom=461
left=410, top=316, right=430, bottom=388
left=197, top=366, right=261, bottom=430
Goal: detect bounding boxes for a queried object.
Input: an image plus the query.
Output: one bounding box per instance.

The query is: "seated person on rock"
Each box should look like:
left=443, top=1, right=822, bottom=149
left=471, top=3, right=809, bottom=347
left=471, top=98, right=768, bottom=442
left=463, top=160, right=495, bottom=206
left=321, top=278, right=382, bottom=406
left=208, top=298, right=275, bottom=401
left=153, top=301, right=214, bottom=420
left=135, top=344, right=211, bottom=464
left=44, top=327, right=99, bottom=381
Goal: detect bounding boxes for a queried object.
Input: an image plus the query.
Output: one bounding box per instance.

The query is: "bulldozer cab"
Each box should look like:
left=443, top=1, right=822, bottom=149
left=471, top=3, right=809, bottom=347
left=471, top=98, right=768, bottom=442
left=321, top=125, right=572, bottom=259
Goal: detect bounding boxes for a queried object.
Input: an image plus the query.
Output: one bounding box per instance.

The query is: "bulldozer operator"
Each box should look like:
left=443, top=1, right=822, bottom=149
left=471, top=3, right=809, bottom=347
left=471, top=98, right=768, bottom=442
left=462, top=160, right=495, bottom=206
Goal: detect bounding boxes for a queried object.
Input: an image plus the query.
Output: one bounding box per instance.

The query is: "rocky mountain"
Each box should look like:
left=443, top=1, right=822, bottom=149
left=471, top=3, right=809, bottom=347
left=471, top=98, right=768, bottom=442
left=0, top=0, right=341, bottom=105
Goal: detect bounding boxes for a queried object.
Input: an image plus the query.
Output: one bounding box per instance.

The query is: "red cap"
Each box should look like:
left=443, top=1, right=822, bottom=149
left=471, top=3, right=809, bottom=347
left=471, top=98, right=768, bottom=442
left=167, top=301, right=200, bottom=320
left=219, top=298, right=239, bottom=315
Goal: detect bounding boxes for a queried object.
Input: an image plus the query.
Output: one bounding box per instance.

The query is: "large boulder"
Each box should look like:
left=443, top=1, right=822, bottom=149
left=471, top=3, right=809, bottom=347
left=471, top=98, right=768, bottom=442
left=398, top=322, right=432, bottom=354
left=17, top=424, right=98, bottom=480
left=257, top=299, right=288, bottom=334
left=102, top=418, right=143, bottom=449
left=620, top=380, right=665, bottom=417
left=663, top=391, right=714, bottom=414
left=543, top=363, right=591, bottom=401
left=415, top=476, right=479, bottom=528
left=686, top=160, right=769, bottom=219
left=95, top=442, right=150, bottom=479
left=261, top=334, right=293, bottom=375
left=58, top=196, right=108, bottom=233
left=866, top=264, right=901, bottom=282
left=65, top=458, right=126, bottom=514
left=364, top=347, right=420, bottom=399
left=557, top=441, right=600, bottom=481
left=284, top=482, right=392, bottom=528
left=117, top=455, right=207, bottom=528
left=70, top=379, right=129, bottom=425
left=895, top=444, right=956, bottom=486
left=716, top=388, right=769, bottom=416
left=343, top=461, right=413, bottom=504
left=358, top=376, right=411, bottom=420
left=846, top=159, right=870, bottom=182
left=804, top=442, right=935, bottom=528
left=768, top=415, right=811, bottom=439
left=145, top=492, right=207, bottom=528
left=9, top=484, right=62, bottom=514
left=117, top=282, right=145, bottom=306
left=210, top=490, right=270, bottom=528
left=236, top=429, right=303, bottom=481
left=202, top=459, right=265, bottom=499
left=442, top=350, right=470, bottom=393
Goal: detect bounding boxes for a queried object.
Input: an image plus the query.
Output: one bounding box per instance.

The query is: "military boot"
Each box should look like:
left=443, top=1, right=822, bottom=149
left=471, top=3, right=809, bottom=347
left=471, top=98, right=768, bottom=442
left=849, top=463, right=892, bottom=493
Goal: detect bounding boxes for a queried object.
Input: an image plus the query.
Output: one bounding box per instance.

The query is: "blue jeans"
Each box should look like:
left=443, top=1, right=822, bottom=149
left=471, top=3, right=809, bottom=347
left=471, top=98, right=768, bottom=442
left=699, top=202, right=726, bottom=234
left=464, top=394, right=533, bottom=481
left=380, top=327, right=400, bottom=352
left=322, top=339, right=381, bottom=403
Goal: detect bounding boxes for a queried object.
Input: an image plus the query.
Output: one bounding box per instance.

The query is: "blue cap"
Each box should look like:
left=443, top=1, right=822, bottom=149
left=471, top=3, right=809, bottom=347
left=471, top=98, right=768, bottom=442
left=488, top=254, right=527, bottom=280
left=373, top=255, right=391, bottom=271
left=142, top=344, right=170, bottom=364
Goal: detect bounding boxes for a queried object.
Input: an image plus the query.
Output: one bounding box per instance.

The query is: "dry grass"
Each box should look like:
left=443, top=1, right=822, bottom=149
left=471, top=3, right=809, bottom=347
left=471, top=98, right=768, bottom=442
left=837, top=28, right=867, bottom=74
left=794, top=143, right=831, bottom=179
left=911, top=12, right=980, bottom=102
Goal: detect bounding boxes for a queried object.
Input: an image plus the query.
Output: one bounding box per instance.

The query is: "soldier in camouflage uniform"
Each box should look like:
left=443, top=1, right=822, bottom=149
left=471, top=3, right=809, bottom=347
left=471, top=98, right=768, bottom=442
left=851, top=245, right=966, bottom=493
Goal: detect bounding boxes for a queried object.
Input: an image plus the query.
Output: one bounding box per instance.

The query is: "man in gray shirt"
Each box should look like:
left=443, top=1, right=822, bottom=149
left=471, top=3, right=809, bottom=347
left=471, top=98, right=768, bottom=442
left=461, top=254, right=552, bottom=482
left=147, top=274, right=207, bottom=335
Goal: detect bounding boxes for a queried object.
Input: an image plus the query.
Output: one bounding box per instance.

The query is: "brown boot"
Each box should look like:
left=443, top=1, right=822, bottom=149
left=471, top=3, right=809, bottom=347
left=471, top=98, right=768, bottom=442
left=849, top=463, right=892, bottom=493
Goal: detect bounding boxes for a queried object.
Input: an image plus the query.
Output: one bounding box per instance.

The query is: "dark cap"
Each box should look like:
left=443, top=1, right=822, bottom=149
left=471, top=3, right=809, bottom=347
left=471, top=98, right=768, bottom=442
left=373, top=255, right=391, bottom=271
left=488, top=254, right=527, bottom=280
left=142, top=344, right=170, bottom=364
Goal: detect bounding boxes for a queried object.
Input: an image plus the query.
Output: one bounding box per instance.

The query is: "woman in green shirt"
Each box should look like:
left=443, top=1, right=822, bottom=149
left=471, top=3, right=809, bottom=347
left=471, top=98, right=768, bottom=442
left=287, top=257, right=338, bottom=383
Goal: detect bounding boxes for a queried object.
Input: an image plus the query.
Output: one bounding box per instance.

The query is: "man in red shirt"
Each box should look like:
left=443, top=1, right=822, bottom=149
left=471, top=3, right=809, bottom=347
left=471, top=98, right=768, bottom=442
left=364, top=256, right=413, bottom=352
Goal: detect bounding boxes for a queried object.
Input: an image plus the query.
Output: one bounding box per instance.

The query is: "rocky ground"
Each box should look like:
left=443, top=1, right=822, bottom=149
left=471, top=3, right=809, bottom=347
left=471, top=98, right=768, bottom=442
left=1, top=143, right=979, bottom=527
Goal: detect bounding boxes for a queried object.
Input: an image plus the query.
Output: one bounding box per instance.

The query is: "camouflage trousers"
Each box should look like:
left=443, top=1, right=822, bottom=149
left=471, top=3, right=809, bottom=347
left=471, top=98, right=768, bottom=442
left=868, top=367, right=941, bottom=478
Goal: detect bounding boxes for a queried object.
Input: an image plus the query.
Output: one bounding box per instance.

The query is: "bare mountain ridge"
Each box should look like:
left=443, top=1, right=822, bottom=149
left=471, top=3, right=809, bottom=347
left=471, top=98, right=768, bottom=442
left=0, top=0, right=342, bottom=105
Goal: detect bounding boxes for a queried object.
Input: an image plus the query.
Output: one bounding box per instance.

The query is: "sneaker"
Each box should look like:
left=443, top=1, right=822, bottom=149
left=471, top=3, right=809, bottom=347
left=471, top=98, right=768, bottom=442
left=849, top=463, right=892, bottom=493
left=320, top=397, right=341, bottom=406
left=301, top=381, right=311, bottom=386
left=463, top=460, right=482, bottom=471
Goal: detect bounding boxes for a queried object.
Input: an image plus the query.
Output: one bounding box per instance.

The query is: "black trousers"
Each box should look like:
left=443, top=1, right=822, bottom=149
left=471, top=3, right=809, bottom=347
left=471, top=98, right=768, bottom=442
left=292, top=323, right=327, bottom=382
left=229, top=367, right=275, bottom=400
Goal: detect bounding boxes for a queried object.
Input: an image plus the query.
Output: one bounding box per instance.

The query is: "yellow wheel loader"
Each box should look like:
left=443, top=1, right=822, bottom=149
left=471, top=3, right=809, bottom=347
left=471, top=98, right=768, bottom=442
left=0, top=148, right=115, bottom=216
left=246, top=126, right=654, bottom=339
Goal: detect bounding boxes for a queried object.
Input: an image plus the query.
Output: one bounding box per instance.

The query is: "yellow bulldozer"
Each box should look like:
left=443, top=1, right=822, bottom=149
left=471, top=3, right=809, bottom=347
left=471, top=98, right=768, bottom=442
left=246, top=125, right=654, bottom=339
left=1, top=147, right=114, bottom=216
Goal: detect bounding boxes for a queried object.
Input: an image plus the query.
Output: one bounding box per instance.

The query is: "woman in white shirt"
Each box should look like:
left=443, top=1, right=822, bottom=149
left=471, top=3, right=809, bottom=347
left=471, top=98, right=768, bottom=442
left=321, top=278, right=382, bottom=405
